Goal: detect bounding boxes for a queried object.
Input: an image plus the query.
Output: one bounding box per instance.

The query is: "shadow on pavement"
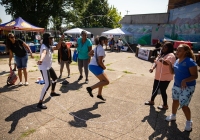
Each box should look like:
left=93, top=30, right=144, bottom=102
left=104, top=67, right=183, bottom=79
left=68, top=102, right=105, bottom=127
left=5, top=97, right=51, bottom=133
left=0, top=70, right=9, bottom=76
left=142, top=106, right=191, bottom=140
left=59, top=80, right=85, bottom=93
left=0, top=85, right=19, bottom=94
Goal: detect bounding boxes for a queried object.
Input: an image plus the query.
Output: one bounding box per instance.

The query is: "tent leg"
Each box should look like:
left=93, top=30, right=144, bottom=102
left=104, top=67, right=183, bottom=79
left=121, top=35, right=134, bottom=53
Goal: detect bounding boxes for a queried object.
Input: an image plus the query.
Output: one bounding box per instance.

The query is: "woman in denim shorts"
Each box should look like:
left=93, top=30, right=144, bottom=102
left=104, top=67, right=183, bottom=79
left=165, top=44, right=198, bottom=131
left=7, top=33, right=34, bottom=86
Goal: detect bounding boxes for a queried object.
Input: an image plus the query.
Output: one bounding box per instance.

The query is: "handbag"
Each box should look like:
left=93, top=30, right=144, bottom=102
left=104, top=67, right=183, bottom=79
left=7, top=67, right=18, bottom=85
left=72, top=49, right=78, bottom=62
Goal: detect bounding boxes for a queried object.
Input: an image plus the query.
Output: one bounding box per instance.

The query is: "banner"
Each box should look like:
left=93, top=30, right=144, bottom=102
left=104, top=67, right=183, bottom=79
left=138, top=48, right=150, bottom=60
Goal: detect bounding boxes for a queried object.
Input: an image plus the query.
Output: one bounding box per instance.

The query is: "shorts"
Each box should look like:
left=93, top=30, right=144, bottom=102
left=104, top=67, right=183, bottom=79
left=89, top=65, right=104, bottom=76
left=15, top=54, right=28, bottom=69
left=60, top=60, right=70, bottom=69
left=172, top=85, right=195, bottom=108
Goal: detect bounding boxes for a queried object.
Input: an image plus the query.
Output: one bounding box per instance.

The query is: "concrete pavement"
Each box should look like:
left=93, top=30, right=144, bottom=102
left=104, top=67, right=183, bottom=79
left=0, top=48, right=199, bottom=140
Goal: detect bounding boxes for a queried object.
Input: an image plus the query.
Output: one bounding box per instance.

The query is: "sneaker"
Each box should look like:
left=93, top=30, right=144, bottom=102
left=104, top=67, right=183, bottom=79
left=50, top=92, right=60, bottom=97
left=67, top=75, right=70, bottom=78
left=58, top=75, right=62, bottom=79
left=86, top=87, right=93, bottom=97
left=18, top=82, right=23, bottom=86
left=24, top=82, right=29, bottom=86
left=37, top=103, right=47, bottom=109
left=165, top=114, right=176, bottom=121
left=85, top=79, right=89, bottom=84
left=97, top=95, right=106, bottom=101
left=78, top=75, right=83, bottom=81
left=157, top=105, right=168, bottom=110
left=185, top=121, right=192, bottom=132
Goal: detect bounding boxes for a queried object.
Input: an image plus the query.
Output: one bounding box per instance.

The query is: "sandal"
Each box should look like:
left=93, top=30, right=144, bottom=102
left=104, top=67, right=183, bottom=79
left=157, top=105, right=168, bottom=110
left=144, top=101, right=154, bottom=105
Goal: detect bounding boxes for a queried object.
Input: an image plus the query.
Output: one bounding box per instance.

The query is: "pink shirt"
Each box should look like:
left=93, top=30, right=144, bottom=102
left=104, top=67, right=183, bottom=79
left=155, top=53, right=176, bottom=81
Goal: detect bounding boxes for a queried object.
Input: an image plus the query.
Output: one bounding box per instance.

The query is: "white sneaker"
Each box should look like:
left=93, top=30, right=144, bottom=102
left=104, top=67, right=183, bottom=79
left=24, top=82, right=29, bottom=86
left=85, top=79, right=89, bottom=84
left=185, top=121, right=192, bottom=131
left=165, top=114, right=176, bottom=121
left=18, top=82, right=23, bottom=86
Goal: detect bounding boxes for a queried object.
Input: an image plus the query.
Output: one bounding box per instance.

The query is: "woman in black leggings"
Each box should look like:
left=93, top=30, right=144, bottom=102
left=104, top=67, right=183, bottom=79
left=145, top=42, right=176, bottom=110
left=37, top=33, right=63, bottom=109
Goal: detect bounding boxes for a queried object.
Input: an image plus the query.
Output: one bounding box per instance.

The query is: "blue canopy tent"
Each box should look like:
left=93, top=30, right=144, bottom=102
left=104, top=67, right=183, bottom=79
left=0, top=17, right=44, bottom=42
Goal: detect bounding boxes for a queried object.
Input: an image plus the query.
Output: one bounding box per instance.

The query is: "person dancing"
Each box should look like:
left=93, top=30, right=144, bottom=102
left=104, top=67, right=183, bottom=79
left=86, top=36, right=110, bottom=101
left=145, top=42, right=176, bottom=110
left=165, top=44, right=198, bottom=132
left=37, top=33, right=63, bottom=109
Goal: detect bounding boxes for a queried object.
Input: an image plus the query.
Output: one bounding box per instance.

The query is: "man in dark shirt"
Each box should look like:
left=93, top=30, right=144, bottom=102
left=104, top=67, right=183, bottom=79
left=151, top=40, right=162, bottom=58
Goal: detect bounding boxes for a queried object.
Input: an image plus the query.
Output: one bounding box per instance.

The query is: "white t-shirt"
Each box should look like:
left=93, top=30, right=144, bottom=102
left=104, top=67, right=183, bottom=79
left=118, top=40, right=123, bottom=46
left=38, top=44, right=52, bottom=70
left=89, top=45, right=105, bottom=66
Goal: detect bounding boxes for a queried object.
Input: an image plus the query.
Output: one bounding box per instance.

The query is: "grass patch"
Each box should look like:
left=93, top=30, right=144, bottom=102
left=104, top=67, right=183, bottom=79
left=28, top=70, right=34, bottom=72
left=34, top=56, right=40, bottom=61
left=107, top=68, right=115, bottom=71
left=103, top=85, right=108, bottom=88
left=71, top=62, right=78, bottom=65
left=52, top=54, right=58, bottom=59
left=123, top=70, right=133, bottom=74
left=105, top=63, right=112, bottom=66
left=20, top=129, right=36, bottom=139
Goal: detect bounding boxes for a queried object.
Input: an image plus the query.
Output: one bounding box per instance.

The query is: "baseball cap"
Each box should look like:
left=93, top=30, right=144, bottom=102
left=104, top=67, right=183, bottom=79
left=43, top=32, right=54, bottom=39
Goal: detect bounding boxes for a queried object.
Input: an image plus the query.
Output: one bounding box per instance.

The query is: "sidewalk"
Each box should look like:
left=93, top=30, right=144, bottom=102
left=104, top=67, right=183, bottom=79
left=0, top=49, right=199, bottom=140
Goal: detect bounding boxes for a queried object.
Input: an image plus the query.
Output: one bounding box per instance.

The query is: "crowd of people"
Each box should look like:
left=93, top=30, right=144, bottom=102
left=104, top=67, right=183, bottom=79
left=4, top=31, right=199, bottom=132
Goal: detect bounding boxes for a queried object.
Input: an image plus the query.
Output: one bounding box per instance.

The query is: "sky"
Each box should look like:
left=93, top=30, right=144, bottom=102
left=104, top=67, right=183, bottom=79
left=0, top=0, right=169, bottom=23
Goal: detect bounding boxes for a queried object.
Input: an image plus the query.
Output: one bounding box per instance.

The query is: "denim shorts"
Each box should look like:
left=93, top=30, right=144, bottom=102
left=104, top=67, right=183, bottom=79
left=89, top=65, right=104, bottom=76
left=172, top=85, right=195, bottom=108
left=15, top=54, right=28, bottom=69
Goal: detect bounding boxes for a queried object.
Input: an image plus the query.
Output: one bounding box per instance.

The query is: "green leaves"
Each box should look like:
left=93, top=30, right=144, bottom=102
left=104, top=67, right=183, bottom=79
left=1, top=0, right=122, bottom=29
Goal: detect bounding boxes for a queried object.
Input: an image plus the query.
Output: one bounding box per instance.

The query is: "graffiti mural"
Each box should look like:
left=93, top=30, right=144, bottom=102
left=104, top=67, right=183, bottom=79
left=122, top=24, right=152, bottom=45
left=168, top=2, right=200, bottom=49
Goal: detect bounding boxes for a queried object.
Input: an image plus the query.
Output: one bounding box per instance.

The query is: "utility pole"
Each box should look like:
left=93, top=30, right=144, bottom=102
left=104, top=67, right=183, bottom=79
left=125, top=10, right=130, bottom=15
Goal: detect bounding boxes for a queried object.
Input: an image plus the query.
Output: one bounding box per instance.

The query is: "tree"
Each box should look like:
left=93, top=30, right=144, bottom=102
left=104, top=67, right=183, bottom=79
left=108, top=6, right=122, bottom=28
left=0, top=0, right=66, bottom=28
left=80, top=0, right=122, bottom=28
left=0, top=18, right=2, bottom=24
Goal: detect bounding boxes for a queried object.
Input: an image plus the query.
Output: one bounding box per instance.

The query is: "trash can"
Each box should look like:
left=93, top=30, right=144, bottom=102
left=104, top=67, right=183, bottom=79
left=30, top=45, right=36, bottom=53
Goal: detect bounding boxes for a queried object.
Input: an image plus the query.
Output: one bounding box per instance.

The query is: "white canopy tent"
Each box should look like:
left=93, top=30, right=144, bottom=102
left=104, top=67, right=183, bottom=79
left=101, top=28, right=132, bottom=36
left=64, top=28, right=91, bottom=35
left=101, top=28, right=133, bottom=52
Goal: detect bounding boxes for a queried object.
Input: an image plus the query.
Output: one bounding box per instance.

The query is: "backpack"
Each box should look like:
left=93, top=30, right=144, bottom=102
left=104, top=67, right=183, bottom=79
left=7, top=67, right=18, bottom=85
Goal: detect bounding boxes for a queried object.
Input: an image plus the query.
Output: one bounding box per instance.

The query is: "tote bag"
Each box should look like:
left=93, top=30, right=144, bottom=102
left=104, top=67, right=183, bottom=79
left=72, top=49, right=78, bottom=62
